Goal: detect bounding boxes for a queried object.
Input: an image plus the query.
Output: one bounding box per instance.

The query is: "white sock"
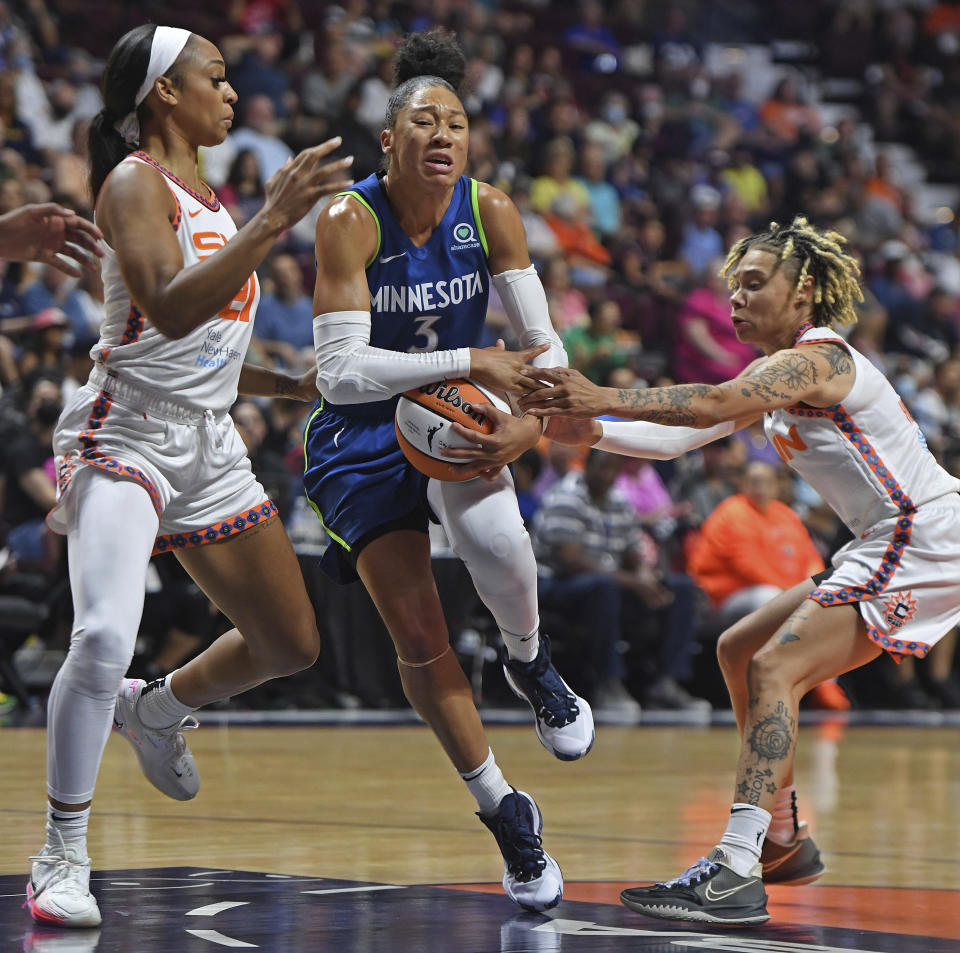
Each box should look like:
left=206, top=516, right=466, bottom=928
left=768, top=784, right=799, bottom=845
left=136, top=671, right=195, bottom=729
left=719, top=803, right=771, bottom=876
left=501, top=625, right=539, bottom=664
left=460, top=748, right=512, bottom=816
left=45, top=804, right=90, bottom=856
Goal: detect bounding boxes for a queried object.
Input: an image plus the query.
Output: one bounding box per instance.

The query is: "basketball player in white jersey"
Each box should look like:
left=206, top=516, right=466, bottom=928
left=502, top=217, right=960, bottom=924
left=26, top=25, right=352, bottom=928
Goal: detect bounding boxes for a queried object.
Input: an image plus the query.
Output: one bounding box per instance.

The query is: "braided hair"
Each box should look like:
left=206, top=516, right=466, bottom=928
left=720, top=216, right=864, bottom=327
left=384, top=28, right=466, bottom=130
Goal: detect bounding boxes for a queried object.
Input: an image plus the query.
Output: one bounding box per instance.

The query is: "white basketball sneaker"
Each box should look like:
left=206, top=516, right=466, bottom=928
left=113, top=678, right=200, bottom=800
left=478, top=789, right=563, bottom=912
left=501, top=635, right=595, bottom=761
left=26, top=840, right=101, bottom=928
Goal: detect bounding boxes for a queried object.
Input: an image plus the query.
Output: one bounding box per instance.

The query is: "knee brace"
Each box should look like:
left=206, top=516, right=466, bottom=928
left=428, top=471, right=539, bottom=637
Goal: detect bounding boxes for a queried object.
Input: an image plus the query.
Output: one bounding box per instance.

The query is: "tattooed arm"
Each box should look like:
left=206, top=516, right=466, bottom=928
left=518, top=342, right=855, bottom=425
left=238, top=363, right=320, bottom=401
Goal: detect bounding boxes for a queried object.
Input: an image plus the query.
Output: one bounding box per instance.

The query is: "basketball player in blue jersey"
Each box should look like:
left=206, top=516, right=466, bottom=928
left=304, top=29, right=594, bottom=912
left=25, top=25, right=353, bottom=928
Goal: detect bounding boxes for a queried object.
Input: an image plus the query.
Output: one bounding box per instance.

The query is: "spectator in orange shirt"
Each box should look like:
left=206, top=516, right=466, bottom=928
left=688, top=460, right=824, bottom=626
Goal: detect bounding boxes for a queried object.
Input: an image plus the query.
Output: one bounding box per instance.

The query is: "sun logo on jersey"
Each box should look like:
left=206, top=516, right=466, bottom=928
left=451, top=222, right=480, bottom=251
left=883, top=591, right=918, bottom=630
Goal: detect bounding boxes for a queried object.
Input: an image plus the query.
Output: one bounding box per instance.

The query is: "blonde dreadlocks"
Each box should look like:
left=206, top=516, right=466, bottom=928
left=720, top=216, right=864, bottom=327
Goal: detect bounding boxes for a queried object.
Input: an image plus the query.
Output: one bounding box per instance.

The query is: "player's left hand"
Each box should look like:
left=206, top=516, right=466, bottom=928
left=443, top=402, right=542, bottom=480
left=518, top=366, right=612, bottom=418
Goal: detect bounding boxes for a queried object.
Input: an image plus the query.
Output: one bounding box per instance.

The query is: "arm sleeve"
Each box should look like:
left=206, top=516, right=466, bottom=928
left=595, top=418, right=735, bottom=460
left=312, top=310, right=471, bottom=404
left=492, top=265, right=568, bottom=368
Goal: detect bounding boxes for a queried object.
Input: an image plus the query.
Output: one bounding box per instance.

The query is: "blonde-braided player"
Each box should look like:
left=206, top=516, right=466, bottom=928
left=506, top=216, right=960, bottom=925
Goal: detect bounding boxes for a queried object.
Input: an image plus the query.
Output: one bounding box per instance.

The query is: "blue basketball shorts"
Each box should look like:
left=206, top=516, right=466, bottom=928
left=302, top=400, right=431, bottom=582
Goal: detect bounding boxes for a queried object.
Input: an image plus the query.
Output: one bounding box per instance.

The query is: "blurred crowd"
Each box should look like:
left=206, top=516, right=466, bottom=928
left=1, top=0, right=960, bottom=716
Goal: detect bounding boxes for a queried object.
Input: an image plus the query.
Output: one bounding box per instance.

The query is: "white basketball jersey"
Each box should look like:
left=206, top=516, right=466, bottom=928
left=93, top=151, right=260, bottom=414
left=764, top=325, right=960, bottom=535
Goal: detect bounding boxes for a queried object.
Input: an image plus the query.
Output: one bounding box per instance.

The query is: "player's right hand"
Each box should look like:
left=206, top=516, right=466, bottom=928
left=261, top=137, right=354, bottom=232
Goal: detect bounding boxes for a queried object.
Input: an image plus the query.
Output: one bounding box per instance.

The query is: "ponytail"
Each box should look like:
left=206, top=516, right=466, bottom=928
left=88, top=24, right=155, bottom=199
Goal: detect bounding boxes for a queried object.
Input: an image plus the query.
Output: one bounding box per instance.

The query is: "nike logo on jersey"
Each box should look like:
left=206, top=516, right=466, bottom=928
left=378, top=252, right=407, bottom=264
left=334, top=427, right=344, bottom=448
left=704, top=879, right=758, bottom=902
left=188, top=208, right=202, bottom=217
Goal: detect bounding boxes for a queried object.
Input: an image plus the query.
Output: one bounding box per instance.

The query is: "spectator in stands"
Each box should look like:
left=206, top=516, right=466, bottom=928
left=720, top=142, right=769, bottom=215
left=584, top=90, right=640, bottom=164
left=688, top=460, right=825, bottom=629
left=542, top=254, right=588, bottom=334
left=0, top=372, right=61, bottom=570
left=509, top=175, right=558, bottom=266
left=679, top=184, right=724, bottom=278
left=562, top=0, right=621, bottom=73
left=17, top=307, right=68, bottom=380
left=530, top=136, right=590, bottom=216
left=909, top=356, right=960, bottom=462
left=533, top=448, right=709, bottom=715
left=253, top=252, right=313, bottom=371
left=576, top=140, right=622, bottom=240
left=232, top=398, right=293, bottom=519
left=759, top=75, right=821, bottom=147
left=226, top=31, right=292, bottom=119
left=673, top=259, right=757, bottom=384
left=672, top=435, right=742, bottom=528
left=564, top=297, right=631, bottom=384
left=218, top=148, right=266, bottom=228
left=300, top=40, right=356, bottom=121
left=201, top=93, right=293, bottom=189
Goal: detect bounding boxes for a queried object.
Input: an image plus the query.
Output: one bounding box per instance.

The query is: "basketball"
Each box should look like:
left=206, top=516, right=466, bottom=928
left=394, top=378, right=511, bottom=482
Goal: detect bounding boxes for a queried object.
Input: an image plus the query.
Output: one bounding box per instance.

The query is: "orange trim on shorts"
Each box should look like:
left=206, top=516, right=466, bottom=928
left=152, top=500, right=278, bottom=556
left=73, top=388, right=164, bottom=517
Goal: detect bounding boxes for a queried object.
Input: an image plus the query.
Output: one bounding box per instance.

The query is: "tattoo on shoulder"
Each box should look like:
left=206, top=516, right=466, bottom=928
left=738, top=352, right=819, bottom=402
left=814, top=343, right=854, bottom=381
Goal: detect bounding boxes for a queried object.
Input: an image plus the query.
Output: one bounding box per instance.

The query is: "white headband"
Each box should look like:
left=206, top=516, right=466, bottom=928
left=115, top=26, right=192, bottom=147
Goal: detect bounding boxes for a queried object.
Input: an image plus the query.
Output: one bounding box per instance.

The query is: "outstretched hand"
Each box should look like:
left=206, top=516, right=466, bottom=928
left=262, top=136, right=355, bottom=233
left=0, top=203, right=104, bottom=277
left=518, top=365, right=612, bottom=418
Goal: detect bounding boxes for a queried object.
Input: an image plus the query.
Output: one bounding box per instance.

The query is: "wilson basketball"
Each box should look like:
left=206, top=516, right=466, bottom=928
left=394, top=378, right=511, bottom=482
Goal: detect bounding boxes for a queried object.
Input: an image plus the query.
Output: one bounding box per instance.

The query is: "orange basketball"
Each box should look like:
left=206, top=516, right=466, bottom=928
left=394, top=378, right=510, bottom=482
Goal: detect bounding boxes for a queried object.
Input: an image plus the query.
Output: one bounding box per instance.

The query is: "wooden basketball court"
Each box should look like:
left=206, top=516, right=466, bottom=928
left=2, top=718, right=959, bottom=951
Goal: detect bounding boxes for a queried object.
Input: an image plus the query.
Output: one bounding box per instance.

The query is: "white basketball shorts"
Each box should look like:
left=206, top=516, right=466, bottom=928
left=48, top=368, right=276, bottom=556
left=809, top=492, right=960, bottom=659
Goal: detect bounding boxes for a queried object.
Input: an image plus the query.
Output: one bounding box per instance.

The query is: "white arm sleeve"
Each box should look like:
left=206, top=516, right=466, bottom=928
left=492, top=265, right=568, bottom=368
left=313, top=310, right=471, bottom=404
left=595, top=418, right=735, bottom=460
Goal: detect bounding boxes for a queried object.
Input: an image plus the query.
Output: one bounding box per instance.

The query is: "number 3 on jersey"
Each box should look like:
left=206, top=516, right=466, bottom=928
left=193, top=231, right=256, bottom=323
left=408, top=314, right=442, bottom=352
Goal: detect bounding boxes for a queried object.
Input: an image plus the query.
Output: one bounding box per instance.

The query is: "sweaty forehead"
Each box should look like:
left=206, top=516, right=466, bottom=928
left=404, top=86, right=465, bottom=116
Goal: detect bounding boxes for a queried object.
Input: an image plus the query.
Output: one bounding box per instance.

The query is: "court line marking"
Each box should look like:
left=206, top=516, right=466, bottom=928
left=185, top=928, right=257, bottom=948
left=301, top=885, right=407, bottom=896
left=186, top=901, right=250, bottom=916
